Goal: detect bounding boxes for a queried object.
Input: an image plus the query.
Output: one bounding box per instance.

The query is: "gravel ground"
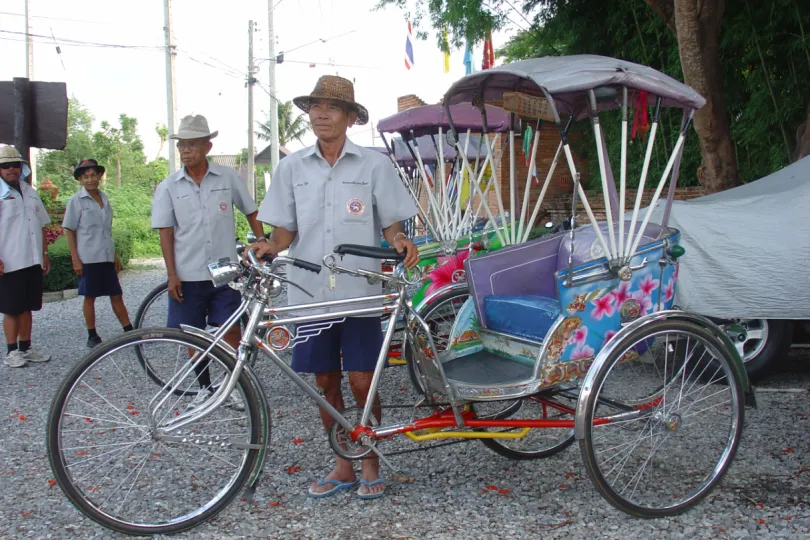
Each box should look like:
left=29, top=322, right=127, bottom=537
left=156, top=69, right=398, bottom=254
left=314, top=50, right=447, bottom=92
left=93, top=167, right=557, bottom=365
left=2, top=268, right=810, bottom=539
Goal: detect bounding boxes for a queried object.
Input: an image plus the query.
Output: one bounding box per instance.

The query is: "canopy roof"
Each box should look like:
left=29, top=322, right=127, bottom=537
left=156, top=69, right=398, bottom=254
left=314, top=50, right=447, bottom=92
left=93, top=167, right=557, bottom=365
left=377, top=103, right=515, bottom=138
left=443, top=55, right=706, bottom=120
left=378, top=133, right=487, bottom=165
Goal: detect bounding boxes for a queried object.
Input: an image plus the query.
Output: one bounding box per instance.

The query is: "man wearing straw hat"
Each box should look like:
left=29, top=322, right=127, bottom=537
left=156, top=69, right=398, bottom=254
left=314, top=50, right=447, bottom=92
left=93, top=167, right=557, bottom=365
left=254, top=75, right=419, bottom=499
left=151, top=115, right=267, bottom=405
left=0, top=145, right=52, bottom=368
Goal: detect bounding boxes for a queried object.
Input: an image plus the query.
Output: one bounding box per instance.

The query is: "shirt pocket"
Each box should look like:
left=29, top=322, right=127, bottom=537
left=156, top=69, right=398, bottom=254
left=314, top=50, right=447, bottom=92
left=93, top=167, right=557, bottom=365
left=293, top=181, right=321, bottom=225
left=81, top=200, right=104, bottom=231
left=339, top=183, right=372, bottom=225
left=0, top=197, right=21, bottom=220
left=173, top=194, right=200, bottom=227
left=207, top=188, right=234, bottom=221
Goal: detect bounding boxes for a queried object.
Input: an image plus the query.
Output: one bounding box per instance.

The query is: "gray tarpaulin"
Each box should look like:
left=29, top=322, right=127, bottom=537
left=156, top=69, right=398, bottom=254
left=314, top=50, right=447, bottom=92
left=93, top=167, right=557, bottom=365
left=645, top=156, right=810, bottom=320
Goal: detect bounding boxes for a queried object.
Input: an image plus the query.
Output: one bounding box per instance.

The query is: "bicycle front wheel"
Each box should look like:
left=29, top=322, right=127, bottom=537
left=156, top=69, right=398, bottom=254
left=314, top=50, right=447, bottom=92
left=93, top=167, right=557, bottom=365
left=47, top=329, right=262, bottom=535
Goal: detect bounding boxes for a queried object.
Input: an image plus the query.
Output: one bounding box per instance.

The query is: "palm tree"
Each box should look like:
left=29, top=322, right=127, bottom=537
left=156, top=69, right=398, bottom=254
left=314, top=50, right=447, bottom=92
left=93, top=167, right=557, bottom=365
left=256, top=100, right=310, bottom=147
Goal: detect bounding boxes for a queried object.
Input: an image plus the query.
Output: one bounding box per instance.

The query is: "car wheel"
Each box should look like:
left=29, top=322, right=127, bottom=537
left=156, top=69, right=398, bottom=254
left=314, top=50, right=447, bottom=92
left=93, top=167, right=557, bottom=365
left=728, top=319, right=793, bottom=381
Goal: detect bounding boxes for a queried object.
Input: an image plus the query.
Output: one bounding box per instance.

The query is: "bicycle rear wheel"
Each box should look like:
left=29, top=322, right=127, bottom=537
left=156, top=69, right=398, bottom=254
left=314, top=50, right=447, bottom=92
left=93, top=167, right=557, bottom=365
left=47, top=329, right=262, bottom=535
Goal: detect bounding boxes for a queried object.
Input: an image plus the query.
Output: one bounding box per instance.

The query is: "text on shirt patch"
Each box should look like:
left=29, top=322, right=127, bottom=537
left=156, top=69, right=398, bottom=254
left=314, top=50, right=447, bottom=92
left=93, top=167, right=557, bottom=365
left=346, top=198, right=365, bottom=215
left=342, top=180, right=369, bottom=186
left=218, top=201, right=229, bottom=213
left=295, top=181, right=309, bottom=187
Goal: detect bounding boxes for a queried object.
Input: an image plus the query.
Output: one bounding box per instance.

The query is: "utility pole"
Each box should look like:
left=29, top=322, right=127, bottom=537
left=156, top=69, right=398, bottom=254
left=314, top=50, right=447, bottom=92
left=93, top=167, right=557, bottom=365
left=24, top=0, right=37, bottom=186
left=247, top=20, right=256, bottom=201
left=163, top=0, right=178, bottom=174
left=267, top=0, right=279, bottom=187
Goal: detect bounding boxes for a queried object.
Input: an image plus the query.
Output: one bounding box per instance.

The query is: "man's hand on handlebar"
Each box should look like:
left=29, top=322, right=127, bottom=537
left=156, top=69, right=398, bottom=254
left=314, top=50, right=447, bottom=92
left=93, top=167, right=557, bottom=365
left=393, top=236, right=419, bottom=269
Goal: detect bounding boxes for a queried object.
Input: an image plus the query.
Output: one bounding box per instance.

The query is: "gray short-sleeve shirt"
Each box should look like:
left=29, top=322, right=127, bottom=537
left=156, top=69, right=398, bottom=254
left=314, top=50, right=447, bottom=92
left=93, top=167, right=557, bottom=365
left=62, top=188, right=115, bottom=264
left=0, top=179, right=50, bottom=273
left=151, top=163, right=258, bottom=282
left=257, top=138, right=417, bottom=311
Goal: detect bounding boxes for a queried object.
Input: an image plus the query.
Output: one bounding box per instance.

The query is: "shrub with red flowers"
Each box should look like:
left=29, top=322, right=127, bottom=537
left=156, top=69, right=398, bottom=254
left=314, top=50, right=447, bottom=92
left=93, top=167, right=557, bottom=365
left=44, top=224, right=63, bottom=246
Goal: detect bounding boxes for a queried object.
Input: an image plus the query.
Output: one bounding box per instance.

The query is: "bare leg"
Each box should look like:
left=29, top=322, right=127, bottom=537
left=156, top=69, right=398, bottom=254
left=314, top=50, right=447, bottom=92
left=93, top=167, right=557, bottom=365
left=3, top=314, right=20, bottom=347
left=348, top=371, right=384, bottom=496
left=83, top=297, right=96, bottom=331
left=109, top=296, right=131, bottom=327
left=18, top=311, right=32, bottom=341
left=309, top=371, right=357, bottom=494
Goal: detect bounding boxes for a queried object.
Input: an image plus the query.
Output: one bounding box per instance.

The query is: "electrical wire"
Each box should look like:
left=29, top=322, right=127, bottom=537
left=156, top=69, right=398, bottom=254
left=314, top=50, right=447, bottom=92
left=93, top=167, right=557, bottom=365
left=0, top=11, right=126, bottom=26
left=0, top=28, right=162, bottom=49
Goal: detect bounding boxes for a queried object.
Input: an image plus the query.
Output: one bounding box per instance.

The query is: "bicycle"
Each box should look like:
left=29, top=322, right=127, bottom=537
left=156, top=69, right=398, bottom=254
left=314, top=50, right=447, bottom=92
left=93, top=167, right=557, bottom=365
left=49, top=243, right=746, bottom=535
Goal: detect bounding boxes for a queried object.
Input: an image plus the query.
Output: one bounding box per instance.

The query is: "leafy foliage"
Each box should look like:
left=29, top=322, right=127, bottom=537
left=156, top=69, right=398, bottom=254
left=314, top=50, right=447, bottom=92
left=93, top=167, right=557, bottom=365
left=382, top=0, right=810, bottom=185
left=256, top=100, right=311, bottom=147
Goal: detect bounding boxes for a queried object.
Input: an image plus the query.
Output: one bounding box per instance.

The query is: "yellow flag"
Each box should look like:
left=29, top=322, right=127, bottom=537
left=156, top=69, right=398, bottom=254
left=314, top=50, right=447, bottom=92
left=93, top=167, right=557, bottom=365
left=460, top=166, right=471, bottom=206
left=443, top=29, right=450, bottom=73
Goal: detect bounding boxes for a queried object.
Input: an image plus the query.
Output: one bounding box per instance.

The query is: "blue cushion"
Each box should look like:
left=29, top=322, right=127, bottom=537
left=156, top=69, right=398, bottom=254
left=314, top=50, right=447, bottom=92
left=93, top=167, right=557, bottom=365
left=483, top=295, right=560, bottom=342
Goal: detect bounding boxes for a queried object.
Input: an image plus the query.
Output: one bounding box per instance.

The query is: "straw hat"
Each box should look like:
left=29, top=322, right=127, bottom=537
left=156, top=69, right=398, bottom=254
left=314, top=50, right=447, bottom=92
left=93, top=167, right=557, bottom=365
left=293, top=75, right=369, bottom=125
left=0, top=145, right=28, bottom=165
left=170, top=114, right=219, bottom=140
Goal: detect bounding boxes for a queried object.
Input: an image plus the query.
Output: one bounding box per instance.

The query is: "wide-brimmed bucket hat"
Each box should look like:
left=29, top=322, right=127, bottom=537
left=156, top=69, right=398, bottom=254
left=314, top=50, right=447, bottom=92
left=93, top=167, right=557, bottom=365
left=170, top=114, right=219, bottom=140
left=73, top=158, right=106, bottom=179
left=0, top=145, right=28, bottom=165
left=293, top=75, right=369, bottom=125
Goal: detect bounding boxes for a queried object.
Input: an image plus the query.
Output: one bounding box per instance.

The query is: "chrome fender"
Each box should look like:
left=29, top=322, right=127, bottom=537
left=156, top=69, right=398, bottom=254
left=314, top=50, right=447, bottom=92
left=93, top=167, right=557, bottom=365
left=178, top=324, right=271, bottom=488
left=573, top=310, right=754, bottom=441
left=413, top=281, right=469, bottom=316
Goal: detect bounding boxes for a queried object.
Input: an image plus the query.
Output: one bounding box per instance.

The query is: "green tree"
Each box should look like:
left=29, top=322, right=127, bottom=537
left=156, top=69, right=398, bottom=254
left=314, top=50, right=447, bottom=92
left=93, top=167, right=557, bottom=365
left=256, top=100, right=310, bottom=147
left=155, top=124, right=169, bottom=161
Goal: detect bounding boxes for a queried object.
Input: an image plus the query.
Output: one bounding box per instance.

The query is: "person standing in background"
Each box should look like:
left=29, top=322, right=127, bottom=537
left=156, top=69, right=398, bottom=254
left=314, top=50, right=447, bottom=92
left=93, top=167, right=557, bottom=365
left=0, top=145, right=52, bottom=368
left=62, top=159, right=133, bottom=348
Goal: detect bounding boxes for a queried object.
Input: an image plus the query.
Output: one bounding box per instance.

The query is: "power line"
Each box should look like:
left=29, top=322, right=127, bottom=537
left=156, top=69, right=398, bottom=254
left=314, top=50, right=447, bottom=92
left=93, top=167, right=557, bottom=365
left=176, top=49, right=245, bottom=78
left=0, top=28, right=162, bottom=49
left=280, top=28, right=357, bottom=55
left=0, top=10, right=126, bottom=26
left=273, top=0, right=288, bottom=8
left=502, top=0, right=534, bottom=28
left=256, top=81, right=281, bottom=104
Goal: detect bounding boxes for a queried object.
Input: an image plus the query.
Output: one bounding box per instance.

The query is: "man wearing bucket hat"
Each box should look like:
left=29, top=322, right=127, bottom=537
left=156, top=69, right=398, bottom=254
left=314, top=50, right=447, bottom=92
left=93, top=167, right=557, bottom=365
left=63, top=158, right=134, bottom=348
left=253, top=75, right=419, bottom=499
left=151, top=115, right=267, bottom=404
left=0, top=145, right=52, bottom=367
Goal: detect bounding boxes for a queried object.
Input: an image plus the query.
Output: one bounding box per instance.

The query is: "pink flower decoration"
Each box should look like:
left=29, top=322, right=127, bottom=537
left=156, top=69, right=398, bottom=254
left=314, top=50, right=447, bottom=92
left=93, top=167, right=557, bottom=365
left=571, top=326, right=588, bottom=345
left=673, top=263, right=680, bottom=281
left=602, top=330, right=617, bottom=347
left=591, top=295, right=616, bottom=320
left=424, top=250, right=470, bottom=296
left=611, top=281, right=632, bottom=305
left=571, top=344, right=595, bottom=360
left=634, top=290, right=653, bottom=313
left=638, top=274, right=660, bottom=297
left=663, top=279, right=675, bottom=302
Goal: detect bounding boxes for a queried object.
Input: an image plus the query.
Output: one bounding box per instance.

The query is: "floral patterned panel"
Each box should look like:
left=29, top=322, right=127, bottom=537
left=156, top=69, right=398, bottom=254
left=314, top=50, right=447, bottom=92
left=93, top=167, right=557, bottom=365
left=445, top=296, right=484, bottom=356
left=551, top=235, right=680, bottom=371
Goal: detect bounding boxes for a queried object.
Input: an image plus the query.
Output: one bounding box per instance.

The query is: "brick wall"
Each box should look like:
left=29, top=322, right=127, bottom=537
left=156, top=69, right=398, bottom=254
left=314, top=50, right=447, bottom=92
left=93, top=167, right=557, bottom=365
left=544, top=186, right=707, bottom=223
left=397, top=94, right=427, bottom=112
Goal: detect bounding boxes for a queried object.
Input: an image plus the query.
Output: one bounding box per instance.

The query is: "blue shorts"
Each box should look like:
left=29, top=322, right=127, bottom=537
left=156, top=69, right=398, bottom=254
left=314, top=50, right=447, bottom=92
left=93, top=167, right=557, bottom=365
left=78, top=262, right=122, bottom=298
left=291, top=317, right=383, bottom=374
left=167, top=281, right=241, bottom=329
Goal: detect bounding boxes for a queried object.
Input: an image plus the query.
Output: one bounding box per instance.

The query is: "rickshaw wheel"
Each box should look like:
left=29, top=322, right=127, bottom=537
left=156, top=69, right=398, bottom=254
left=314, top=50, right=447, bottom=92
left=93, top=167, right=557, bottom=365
left=404, top=287, right=470, bottom=396
left=475, top=389, right=576, bottom=460
left=579, top=319, right=744, bottom=517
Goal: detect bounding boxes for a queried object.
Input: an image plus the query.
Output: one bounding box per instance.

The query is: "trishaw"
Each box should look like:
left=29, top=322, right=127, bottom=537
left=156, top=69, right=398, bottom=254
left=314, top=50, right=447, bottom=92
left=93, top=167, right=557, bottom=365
left=47, top=55, right=752, bottom=535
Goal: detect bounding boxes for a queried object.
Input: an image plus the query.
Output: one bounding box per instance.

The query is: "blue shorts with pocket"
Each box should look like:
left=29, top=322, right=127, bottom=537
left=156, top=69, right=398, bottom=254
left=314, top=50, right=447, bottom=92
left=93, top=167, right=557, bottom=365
left=167, top=281, right=241, bottom=329
left=291, top=317, right=383, bottom=374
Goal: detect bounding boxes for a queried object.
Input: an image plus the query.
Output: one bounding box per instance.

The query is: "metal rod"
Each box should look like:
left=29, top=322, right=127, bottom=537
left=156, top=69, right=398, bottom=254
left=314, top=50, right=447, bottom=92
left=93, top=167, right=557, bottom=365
left=625, top=96, right=662, bottom=259
left=619, top=87, right=628, bottom=258
left=589, top=89, right=618, bottom=259
left=509, top=128, right=517, bottom=244
left=361, top=305, right=402, bottom=425
left=517, top=122, right=541, bottom=241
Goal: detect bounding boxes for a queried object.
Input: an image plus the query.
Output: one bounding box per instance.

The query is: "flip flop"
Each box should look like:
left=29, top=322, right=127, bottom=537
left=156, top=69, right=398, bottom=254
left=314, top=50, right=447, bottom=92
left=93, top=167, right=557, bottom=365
left=307, top=478, right=358, bottom=499
left=356, top=478, right=386, bottom=500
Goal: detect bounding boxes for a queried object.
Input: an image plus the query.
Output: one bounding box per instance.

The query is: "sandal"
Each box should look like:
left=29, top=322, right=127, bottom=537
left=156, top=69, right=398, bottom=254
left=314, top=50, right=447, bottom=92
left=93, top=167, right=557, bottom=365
left=356, top=478, right=385, bottom=500
left=307, top=477, right=358, bottom=499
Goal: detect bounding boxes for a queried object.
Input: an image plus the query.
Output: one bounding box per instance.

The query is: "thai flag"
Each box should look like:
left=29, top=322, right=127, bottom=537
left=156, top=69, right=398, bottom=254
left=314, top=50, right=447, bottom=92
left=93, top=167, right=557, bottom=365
left=405, top=21, right=415, bottom=70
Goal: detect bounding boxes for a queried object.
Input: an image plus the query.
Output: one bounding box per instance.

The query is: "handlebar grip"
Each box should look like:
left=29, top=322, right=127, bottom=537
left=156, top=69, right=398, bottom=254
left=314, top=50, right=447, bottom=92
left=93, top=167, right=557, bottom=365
left=292, top=259, right=322, bottom=274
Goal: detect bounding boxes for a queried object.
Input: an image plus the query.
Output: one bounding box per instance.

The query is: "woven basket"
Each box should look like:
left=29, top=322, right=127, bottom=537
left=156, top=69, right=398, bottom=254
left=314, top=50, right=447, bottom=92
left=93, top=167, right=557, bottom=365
left=501, top=91, right=555, bottom=121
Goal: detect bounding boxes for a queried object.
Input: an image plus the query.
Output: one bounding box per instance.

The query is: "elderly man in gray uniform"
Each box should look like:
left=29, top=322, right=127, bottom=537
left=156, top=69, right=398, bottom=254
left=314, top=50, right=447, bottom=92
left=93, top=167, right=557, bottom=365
left=151, top=115, right=266, bottom=396
left=254, top=75, right=419, bottom=500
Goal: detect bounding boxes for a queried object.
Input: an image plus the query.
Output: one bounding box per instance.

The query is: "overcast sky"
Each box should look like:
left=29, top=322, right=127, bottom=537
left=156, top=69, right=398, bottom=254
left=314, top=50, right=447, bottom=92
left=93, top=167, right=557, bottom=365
left=1, top=0, right=522, bottom=163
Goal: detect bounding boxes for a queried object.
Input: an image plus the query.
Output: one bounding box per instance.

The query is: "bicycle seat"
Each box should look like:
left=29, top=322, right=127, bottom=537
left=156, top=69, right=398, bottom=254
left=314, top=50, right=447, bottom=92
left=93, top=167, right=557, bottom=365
left=334, top=244, right=406, bottom=261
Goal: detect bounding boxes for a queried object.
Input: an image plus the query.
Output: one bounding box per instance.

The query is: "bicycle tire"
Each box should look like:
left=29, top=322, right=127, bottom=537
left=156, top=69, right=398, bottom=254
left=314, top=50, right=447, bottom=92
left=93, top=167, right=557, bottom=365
left=47, top=328, right=262, bottom=535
